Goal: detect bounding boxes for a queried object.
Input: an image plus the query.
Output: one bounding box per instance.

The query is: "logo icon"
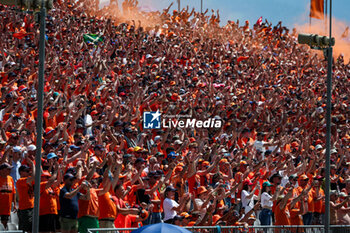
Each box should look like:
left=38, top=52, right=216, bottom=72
left=143, top=110, right=161, bottom=129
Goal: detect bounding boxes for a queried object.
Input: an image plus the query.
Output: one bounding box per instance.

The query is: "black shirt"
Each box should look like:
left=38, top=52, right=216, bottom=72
left=59, top=185, right=81, bottom=219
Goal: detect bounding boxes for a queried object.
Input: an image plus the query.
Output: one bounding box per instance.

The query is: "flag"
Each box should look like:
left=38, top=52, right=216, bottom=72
left=341, top=27, right=349, bottom=39
left=256, top=16, right=262, bottom=26
left=13, top=30, right=28, bottom=39
left=310, top=0, right=324, bottom=19
left=237, top=56, right=249, bottom=63
left=83, top=34, right=103, bottom=44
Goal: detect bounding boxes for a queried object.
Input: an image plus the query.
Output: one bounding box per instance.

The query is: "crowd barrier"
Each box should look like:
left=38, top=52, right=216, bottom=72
left=87, top=225, right=350, bottom=233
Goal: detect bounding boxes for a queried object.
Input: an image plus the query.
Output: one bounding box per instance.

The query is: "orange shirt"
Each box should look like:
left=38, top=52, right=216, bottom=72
left=187, top=174, right=199, bottom=195
left=55, top=184, right=64, bottom=211
left=275, top=202, right=291, bottom=226
left=312, top=187, right=325, bottom=213
left=114, top=197, right=127, bottom=228
left=150, top=187, right=163, bottom=213
left=16, top=177, right=34, bottom=210
left=78, top=188, right=99, bottom=218
left=98, top=191, right=117, bottom=220
left=0, top=176, right=15, bottom=215
left=39, top=181, right=58, bottom=215
left=44, top=111, right=57, bottom=128
left=125, top=185, right=138, bottom=206
left=172, top=175, right=185, bottom=198
left=289, top=202, right=303, bottom=226
left=297, top=186, right=314, bottom=213
left=125, top=214, right=142, bottom=228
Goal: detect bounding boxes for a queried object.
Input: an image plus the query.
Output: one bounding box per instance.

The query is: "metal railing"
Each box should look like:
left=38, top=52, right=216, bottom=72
left=87, top=225, right=350, bottom=233
left=0, top=231, right=23, bottom=233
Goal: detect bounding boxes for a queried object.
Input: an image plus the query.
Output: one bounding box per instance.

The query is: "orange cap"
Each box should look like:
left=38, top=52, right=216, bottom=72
left=45, top=127, right=55, bottom=135
left=220, top=159, right=228, bottom=164
left=197, top=186, right=208, bottom=195
left=41, top=171, right=51, bottom=177
left=187, top=221, right=196, bottom=226
left=127, top=147, right=134, bottom=153
left=92, top=172, right=100, bottom=179
left=202, top=161, right=210, bottom=167
left=240, top=160, right=248, bottom=165
left=189, top=137, right=196, bottom=142
left=212, top=215, right=221, bottom=224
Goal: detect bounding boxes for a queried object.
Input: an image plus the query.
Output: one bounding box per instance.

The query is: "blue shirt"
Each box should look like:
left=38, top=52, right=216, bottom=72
left=11, top=160, right=21, bottom=188
left=59, top=186, right=81, bottom=219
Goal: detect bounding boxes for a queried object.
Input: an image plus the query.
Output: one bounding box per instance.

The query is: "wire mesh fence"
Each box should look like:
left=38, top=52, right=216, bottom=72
left=87, top=225, right=350, bottom=233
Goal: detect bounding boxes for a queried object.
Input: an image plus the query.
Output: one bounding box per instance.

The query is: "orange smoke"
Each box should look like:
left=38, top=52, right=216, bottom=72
left=294, top=18, right=350, bottom=62
left=96, top=1, right=161, bottom=28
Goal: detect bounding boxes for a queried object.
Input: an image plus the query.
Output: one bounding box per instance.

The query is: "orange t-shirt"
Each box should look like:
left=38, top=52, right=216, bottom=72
left=275, top=202, right=291, bottom=226
left=39, top=181, right=58, bottom=215
left=150, top=187, right=163, bottom=213
left=98, top=191, right=117, bottom=220
left=55, top=184, right=64, bottom=211
left=44, top=111, right=57, bottom=128
left=114, top=197, right=127, bottom=228
left=289, top=202, right=303, bottom=226
left=297, top=186, right=314, bottom=213
left=187, top=174, right=199, bottom=195
left=78, top=188, right=99, bottom=218
left=16, top=177, right=34, bottom=210
left=0, top=176, right=15, bottom=215
left=125, top=185, right=138, bottom=206
left=125, top=214, right=142, bottom=228
left=312, top=188, right=325, bottom=213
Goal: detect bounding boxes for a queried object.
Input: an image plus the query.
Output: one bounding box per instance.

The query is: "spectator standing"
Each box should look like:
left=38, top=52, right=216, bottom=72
left=241, top=179, right=260, bottom=214
left=39, top=171, right=60, bottom=233
left=59, top=173, right=90, bottom=233
left=259, top=181, right=274, bottom=225
left=0, top=163, right=16, bottom=230
left=77, top=180, right=99, bottom=233
left=16, top=159, right=35, bottom=233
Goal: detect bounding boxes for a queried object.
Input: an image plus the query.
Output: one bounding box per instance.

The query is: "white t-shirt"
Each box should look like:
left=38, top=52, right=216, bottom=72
left=254, top=140, right=266, bottom=153
left=163, top=198, right=179, bottom=221
left=261, top=192, right=273, bottom=208
left=194, top=198, right=208, bottom=218
left=84, top=114, right=93, bottom=136
left=0, top=109, right=4, bottom=121
left=241, top=190, right=256, bottom=214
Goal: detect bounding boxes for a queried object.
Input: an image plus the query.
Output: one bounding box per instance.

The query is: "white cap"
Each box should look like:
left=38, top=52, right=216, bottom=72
left=315, top=144, right=323, bottom=150
left=146, top=54, right=153, bottom=59
left=154, top=135, right=161, bottom=142
left=27, top=145, right=36, bottom=151
left=316, top=107, right=324, bottom=113
left=330, top=149, right=338, bottom=154
left=221, top=148, right=228, bottom=153
left=174, top=140, right=183, bottom=145
left=215, top=101, right=223, bottom=106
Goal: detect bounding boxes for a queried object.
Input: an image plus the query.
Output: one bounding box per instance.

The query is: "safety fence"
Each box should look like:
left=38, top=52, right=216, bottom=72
left=88, top=225, right=350, bottom=233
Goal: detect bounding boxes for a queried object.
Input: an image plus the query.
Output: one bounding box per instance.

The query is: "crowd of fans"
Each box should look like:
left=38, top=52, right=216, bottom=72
left=0, top=0, right=350, bottom=232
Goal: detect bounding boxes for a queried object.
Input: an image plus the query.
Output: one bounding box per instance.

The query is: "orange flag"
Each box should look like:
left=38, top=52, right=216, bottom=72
left=310, top=0, right=324, bottom=19
left=237, top=56, right=249, bottom=63
left=13, top=30, right=28, bottom=39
